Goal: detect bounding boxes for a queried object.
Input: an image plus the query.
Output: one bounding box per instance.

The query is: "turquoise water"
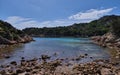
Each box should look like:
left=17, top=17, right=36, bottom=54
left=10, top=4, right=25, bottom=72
left=0, top=38, right=110, bottom=64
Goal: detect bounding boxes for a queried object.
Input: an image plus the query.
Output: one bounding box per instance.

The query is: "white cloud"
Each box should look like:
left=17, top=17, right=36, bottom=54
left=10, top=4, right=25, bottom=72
left=69, top=7, right=115, bottom=20
left=5, top=16, right=32, bottom=24
left=5, top=16, right=84, bottom=29
left=5, top=8, right=115, bottom=29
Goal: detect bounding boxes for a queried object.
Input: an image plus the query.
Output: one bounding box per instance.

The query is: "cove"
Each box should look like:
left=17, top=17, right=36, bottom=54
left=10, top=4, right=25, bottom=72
left=0, top=38, right=110, bottom=64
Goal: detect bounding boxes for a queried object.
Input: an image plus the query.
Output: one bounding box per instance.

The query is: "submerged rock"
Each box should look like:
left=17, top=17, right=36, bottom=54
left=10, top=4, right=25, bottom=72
left=41, top=54, right=51, bottom=61
left=4, top=55, right=10, bottom=59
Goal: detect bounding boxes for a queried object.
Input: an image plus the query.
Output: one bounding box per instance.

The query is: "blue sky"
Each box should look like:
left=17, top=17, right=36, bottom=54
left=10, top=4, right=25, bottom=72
left=0, top=0, right=120, bottom=29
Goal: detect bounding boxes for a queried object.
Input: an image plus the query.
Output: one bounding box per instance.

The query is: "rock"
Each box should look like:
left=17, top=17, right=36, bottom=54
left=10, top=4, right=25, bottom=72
left=0, top=36, right=16, bottom=45
left=75, top=57, right=81, bottom=61
left=21, top=57, right=25, bottom=60
left=20, top=60, right=26, bottom=66
left=16, top=69, right=25, bottom=74
left=101, top=68, right=114, bottom=75
left=79, top=55, right=85, bottom=58
left=25, top=68, right=32, bottom=72
left=25, top=73, right=30, bottom=75
left=18, top=35, right=33, bottom=43
left=90, top=57, right=93, bottom=59
left=10, top=61, right=17, bottom=65
left=84, top=53, right=88, bottom=56
left=4, top=55, right=10, bottom=59
left=0, top=56, right=120, bottom=75
left=41, top=55, right=51, bottom=61
left=53, top=52, right=58, bottom=56
left=50, top=60, right=62, bottom=67
left=115, top=55, right=119, bottom=59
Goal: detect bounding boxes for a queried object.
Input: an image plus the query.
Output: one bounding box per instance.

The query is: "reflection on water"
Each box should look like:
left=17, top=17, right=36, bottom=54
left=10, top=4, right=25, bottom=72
left=0, top=44, right=25, bottom=58
left=0, top=38, right=110, bottom=64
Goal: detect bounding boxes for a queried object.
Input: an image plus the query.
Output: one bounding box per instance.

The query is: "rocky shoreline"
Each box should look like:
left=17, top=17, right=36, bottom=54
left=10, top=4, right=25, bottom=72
left=0, top=20, right=34, bottom=49
left=0, top=34, right=120, bottom=75
left=0, top=53, right=120, bottom=75
left=91, top=32, right=120, bottom=59
left=0, top=35, right=34, bottom=51
left=0, top=33, right=120, bottom=75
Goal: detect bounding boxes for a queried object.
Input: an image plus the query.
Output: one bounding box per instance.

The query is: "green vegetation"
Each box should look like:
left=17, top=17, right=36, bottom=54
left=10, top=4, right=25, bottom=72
left=0, top=20, right=25, bottom=40
left=0, top=20, right=33, bottom=44
left=23, top=15, right=120, bottom=37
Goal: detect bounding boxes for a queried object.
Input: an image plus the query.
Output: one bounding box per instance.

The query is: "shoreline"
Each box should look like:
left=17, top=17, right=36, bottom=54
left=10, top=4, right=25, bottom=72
left=91, top=35, right=120, bottom=60
left=0, top=37, right=120, bottom=75
left=0, top=54, right=120, bottom=75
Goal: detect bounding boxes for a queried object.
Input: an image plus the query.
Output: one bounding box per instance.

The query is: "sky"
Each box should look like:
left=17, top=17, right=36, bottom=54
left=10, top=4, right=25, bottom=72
left=0, top=0, right=120, bottom=29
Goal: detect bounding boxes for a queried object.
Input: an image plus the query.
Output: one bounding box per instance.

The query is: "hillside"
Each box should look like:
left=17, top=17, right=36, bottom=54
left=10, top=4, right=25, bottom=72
left=0, top=20, right=33, bottom=45
left=91, top=15, right=120, bottom=59
left=23, top=15, right=120, bottom=37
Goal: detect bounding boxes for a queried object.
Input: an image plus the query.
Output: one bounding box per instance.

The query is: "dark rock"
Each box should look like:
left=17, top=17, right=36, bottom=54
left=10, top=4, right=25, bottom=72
left=41, top=55, right=51, bottom=61
left=4, top=55, right=10, bottom=59
left=10, top=61, right=17, bottom=65
left=75, top=57, right=81, bottom=61
left=32, top=71, right=37, bottom=74
left=16, top=69, right=24, bottom=74
left=90, top=57, right=93, bottom=59
left=25, top=68, right=32, bottom=72
left=85, top=53, right=88, bottom=56
left=21, top=57, right=25, bottom=60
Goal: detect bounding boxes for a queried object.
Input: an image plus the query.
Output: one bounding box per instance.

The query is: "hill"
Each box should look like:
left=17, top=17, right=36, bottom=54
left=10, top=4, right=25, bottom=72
left=23, top=15, right=120, bottom=37
left=91, top=15, right=120, bottom=59
left=0, top=20, right=33, bottom=45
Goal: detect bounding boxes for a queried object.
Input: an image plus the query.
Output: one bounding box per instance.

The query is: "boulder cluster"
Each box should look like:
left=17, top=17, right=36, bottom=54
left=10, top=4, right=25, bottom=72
left=92, top=32, right=120, bottom=59
left=0, top=54, right=120, bottom=75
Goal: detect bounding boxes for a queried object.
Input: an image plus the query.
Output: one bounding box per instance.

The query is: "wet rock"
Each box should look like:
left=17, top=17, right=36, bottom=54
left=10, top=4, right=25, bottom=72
left=20, top=60, right=26, bottom=66
left=50, top=60, right=62, bottom=67
left=0, top=56, right=120, bottom=75
left=10, top=61, right=17, bottom=65
left=16, top=69, right=25, bottom=74
left=53, top=52, right=58, bottom=56
left=25, top=68, right=32, bottom=72
left=32, top=70, right=37, bottom=74
left=4, top=55, right=10, bottom=59
left=25, top=73, right=30, bottom=75
left=79, top=55, right=85, bottom=58
left=34, top=66, right=40, bottom=69
left=84, top=53, right=88, bottom=56
left=41, top=55, right=51, bottom=61
left=21, top=57, right=25, bottom=60
left=75, top=57, right=81, bottom=61
left=89, top=57, right=93, bottom=59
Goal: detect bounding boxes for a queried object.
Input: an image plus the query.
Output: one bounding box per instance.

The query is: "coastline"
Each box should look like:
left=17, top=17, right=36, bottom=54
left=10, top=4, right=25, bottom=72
left=0, top=37, right=120, bottom=75
left=0, top=53, right=120, bottom=75
left=91, top=35, right=120, bottom=60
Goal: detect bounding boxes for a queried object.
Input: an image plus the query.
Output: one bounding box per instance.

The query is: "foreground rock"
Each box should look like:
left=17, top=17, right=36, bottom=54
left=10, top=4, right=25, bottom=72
left=0, top=55, right=120, bottom=75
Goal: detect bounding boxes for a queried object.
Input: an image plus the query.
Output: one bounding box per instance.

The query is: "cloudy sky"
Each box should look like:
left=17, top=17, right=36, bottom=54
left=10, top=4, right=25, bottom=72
left=0, top=0, right=120, bottom=29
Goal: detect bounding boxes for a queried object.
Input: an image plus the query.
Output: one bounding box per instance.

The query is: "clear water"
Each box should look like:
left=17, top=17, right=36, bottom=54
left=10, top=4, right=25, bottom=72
left=0, top=37, right=110, bottom=64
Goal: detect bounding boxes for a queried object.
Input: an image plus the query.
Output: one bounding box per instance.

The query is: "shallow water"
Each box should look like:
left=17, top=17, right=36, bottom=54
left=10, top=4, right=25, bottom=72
left=0, top=37, right=110, bottom=64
